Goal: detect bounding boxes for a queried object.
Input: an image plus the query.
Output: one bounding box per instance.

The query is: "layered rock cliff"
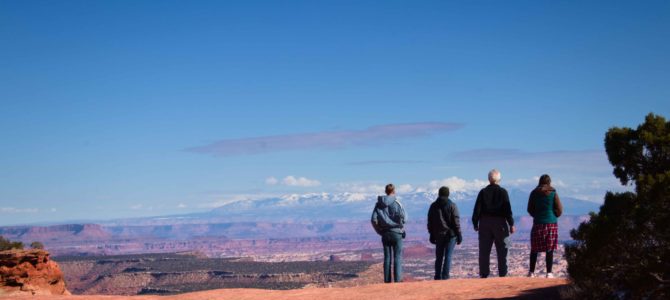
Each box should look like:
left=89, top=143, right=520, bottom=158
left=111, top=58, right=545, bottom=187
left=0, top=249, right=70, bottom=296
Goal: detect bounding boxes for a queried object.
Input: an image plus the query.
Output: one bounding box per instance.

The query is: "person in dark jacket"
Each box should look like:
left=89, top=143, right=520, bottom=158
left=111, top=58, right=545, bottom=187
left=472, top=169, right=515, bottom=278
left=527, top=174, right=563, bottom=278
left=371, top=184, right=406, bottom=283
left=427, top=186, right=462, bottom=280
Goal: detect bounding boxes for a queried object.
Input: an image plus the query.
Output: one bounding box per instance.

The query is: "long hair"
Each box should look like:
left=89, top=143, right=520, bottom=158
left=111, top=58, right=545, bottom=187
left=538, top=174, right=551, bottom=186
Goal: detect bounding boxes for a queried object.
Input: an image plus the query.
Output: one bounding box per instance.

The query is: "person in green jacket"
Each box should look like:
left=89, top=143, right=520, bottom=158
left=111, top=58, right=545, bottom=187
left=527, top=174, right=563, bottom=278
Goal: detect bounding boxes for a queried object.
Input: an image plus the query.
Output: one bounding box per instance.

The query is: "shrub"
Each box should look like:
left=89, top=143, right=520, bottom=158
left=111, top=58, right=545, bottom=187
left=0, top=235, right=24, bottom=251
left=30, top=241, right=45, bottom=250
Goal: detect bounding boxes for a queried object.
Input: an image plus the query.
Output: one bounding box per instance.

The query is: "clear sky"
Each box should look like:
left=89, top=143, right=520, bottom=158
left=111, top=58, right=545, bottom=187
left=1, top=0, right=668, bottom=225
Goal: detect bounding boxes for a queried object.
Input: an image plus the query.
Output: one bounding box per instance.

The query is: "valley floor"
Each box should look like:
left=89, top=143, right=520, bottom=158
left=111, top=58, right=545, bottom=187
left=16, top=277, right=568, bottom=300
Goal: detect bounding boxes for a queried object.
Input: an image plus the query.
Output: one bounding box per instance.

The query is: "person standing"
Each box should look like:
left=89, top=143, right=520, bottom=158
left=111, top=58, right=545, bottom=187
left=527, top=174, right=563, bottom=278
left=371, top=183, right=406, bottom=283
left=472, top=169, right=515, bottom=278
left=427, top=186, right=462, bottom=280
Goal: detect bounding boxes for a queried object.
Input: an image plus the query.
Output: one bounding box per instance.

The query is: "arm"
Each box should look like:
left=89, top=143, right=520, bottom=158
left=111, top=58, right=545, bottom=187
left=503, top=189, right=514, bottom=227
left=472, top=192, right=482, bottom=230
left=427, top=204, right=433, bottom=234
left=451, top=203, right=463, bottom=244
left=527, top=191, right=535, bottom=217
left=554, top=192, right=564, bottom=217
left=371, top=209, right=382, bottom=235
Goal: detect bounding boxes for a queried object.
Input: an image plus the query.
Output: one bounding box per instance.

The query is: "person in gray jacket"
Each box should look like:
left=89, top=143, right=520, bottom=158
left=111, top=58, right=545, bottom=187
left=371, top=184, right=406, bottom=283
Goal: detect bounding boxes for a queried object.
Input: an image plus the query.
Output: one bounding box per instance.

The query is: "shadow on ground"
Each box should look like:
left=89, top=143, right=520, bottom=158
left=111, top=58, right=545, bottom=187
left=476, top=284, right=567, bottom=300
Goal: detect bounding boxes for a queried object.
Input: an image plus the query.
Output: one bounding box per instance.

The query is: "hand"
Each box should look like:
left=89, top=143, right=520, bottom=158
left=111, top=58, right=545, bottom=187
left=456, top=235, right=462, bottom=245
left=474, top=226, right=479, bottom=232
left=510, top=226, right=516, bottom=234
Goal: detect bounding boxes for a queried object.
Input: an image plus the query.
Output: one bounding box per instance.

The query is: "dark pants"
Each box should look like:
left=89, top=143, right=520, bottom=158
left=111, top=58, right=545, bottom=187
left=434, top=235, right=457, bottom=280
left=478, top=216, right=511, bottom=278
left=382, top=231, right=403, bottom=283
left=530, top=251, right=554, bottom=273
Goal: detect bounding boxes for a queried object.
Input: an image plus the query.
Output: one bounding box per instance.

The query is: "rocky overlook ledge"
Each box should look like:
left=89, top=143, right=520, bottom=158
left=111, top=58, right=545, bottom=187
left=0, top=249, right=70, bottom=296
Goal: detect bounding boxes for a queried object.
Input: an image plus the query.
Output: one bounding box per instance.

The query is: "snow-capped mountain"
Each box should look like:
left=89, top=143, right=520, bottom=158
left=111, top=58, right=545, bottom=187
left=207, top=189, right=600, bottom=222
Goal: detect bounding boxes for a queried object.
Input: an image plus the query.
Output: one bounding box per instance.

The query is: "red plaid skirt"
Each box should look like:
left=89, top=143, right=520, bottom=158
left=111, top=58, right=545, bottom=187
left=530, top=223, right=558, bottom=252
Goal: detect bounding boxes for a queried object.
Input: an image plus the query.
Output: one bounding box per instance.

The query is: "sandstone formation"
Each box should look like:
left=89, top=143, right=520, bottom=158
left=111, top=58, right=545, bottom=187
left=0, top=249, right=70, bottom=296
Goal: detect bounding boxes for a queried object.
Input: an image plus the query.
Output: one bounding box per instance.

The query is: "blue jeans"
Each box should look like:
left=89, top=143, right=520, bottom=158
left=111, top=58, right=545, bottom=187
left=434, top=235, right=457, bottom=280
left=382, top=231, right=403, bottom=283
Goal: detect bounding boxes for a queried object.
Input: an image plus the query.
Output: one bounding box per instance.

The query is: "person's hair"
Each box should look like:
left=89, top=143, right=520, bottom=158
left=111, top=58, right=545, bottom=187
left=538, top=174, right=551, bottom=186
left=385, top=183, right=395, bottom=195
left=438, top=186, right=450, bottom=197
left=488, top=169, right=501, bottom=184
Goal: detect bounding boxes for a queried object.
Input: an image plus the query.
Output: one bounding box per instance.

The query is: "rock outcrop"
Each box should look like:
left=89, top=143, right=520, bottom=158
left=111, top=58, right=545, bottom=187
left=0, top=249, right=70, bottom=296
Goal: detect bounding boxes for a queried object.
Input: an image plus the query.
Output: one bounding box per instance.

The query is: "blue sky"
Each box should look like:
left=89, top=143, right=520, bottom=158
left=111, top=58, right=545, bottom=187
left=1, top=0, right=668, bottom=225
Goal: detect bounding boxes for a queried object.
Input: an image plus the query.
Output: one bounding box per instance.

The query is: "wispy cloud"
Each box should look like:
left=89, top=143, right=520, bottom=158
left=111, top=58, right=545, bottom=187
left=346, top=159, right=428, bottom=166
left=0, top=207, right=39, bottom=213
left=266, top=176, right=321, bottom=187
left=130, top=204, right=154, bottom=211
left=265, top=177, right=279, bottom=185
left=451, top=148, right=610, bottom=172
left=187, top=122, right=463, bottom=157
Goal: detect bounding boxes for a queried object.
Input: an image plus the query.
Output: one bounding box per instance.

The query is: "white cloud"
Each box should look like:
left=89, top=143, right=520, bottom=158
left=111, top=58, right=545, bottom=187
left=428, top=176, right=488, bottom=193
left=396, top=184, right=415, bottom=193
left=130, top=204, right=143, bottom=210
left=265, top=176, right=321, bottom=187
left=177, top=203, right=187, bottom=209
left=335, top=182, right=386, bottom=194
left=265, top=177, right=279, bottom=185
left=281, top=175, right=321, bottom=187
left=342, top=193, right=368, bottom=202
left=0, top=207, right=39, bottom=213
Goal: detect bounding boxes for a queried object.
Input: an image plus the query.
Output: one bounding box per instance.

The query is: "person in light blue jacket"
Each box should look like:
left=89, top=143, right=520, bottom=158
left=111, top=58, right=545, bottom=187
left=371, top=183, right=406, bottom=283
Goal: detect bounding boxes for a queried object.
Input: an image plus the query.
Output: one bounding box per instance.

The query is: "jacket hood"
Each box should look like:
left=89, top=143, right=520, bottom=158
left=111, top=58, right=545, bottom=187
left=535, top=184, right=556, bottom=196
left=377, top=195, right=396, bottom=208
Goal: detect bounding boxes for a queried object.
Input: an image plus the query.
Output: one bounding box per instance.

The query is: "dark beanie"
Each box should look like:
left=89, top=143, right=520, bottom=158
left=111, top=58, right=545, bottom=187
left=439, top=186, right=450, bottom=197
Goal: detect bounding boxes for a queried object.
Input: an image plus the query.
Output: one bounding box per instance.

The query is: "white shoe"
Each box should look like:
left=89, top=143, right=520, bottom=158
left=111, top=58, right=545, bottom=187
left=527, top=272, right=536, bottom=278
left=546, top=273, right=555, bottom=278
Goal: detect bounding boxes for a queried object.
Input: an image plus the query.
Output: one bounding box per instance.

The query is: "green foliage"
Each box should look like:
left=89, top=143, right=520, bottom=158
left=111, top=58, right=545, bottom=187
left=30, top=241, right=45, bottom=250
left=566, top=113, right=670, bottom=299
left=0, top=235, right=24, bottom=251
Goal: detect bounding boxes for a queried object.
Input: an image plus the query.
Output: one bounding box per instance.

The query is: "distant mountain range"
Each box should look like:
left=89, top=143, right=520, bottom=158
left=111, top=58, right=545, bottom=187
left=200, top=189, right=601, bottom=222
left=0, top=189, right=599, bottom=256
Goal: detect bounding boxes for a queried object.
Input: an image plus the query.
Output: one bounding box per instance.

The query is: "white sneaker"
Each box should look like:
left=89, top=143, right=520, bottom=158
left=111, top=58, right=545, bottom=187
left=546, top=273, right=555, bottom=278
left=527, top=272, right=536, bottom=278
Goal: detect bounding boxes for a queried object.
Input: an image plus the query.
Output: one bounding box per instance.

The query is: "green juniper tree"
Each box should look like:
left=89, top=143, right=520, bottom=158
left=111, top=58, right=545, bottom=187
left=30, top=241, right=45, bottom=250
left=0, top=235, right=24, bottom=251
left=566, top=113, right=670, bottom=299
